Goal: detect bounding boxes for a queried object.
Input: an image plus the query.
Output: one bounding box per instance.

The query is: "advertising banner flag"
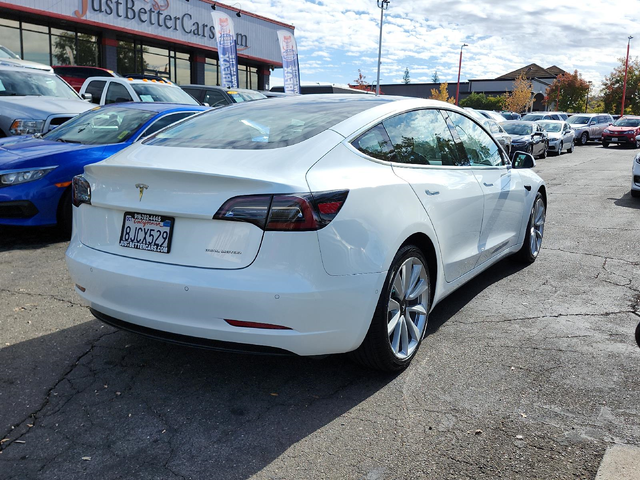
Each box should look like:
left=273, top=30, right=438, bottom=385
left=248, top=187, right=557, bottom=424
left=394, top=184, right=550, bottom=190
left=277, top=30, right=301, bottom=94
left=211, top=11, right=239, bottom=88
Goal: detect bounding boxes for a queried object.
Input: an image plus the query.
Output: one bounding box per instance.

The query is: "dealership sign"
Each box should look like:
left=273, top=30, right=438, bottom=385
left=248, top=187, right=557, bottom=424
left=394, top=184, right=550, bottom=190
left=4, top=0, right=291, bottom=64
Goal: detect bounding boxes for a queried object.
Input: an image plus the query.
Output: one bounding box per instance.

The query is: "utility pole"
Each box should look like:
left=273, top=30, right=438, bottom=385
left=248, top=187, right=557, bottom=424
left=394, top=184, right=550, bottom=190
left=621, top=36, right=633, bottom=116
left=455, top=43, right=468, bottom=106
left=375, top=0, right=390, bottom=96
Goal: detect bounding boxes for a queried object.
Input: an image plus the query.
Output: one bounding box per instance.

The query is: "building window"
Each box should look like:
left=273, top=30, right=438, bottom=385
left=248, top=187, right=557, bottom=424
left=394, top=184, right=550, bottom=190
left=21, top=22, right=50, bottom=66
left=0, top=19, right=20, bottom=56
left=51, top=28, right=99, bottom=66
left=204, top=57, right=220, bottom=86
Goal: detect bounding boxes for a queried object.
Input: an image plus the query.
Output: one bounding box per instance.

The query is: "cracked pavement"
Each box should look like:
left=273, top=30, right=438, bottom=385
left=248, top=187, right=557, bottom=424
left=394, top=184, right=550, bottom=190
left=1, top=144, right=639, bottom=479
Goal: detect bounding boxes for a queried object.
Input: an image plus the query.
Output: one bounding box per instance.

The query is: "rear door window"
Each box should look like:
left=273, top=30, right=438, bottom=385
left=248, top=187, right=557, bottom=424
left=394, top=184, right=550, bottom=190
left=105, top=82, right=133, bottom=104
left=446, top=111, right=504, bottom=167
left=351, top=123, right=395, bottom=162
left=382, top=109, right=459, bottom=166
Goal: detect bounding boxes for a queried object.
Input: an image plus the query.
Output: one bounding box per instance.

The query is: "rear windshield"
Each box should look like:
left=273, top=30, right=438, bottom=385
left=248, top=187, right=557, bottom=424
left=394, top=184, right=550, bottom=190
left=131, top=83, right=199, bottom=105
left=502, top=123, right=533, bottom=135
left=522, top=114, right=544, bottom=121
left=146, top=96, right=391, bottom=149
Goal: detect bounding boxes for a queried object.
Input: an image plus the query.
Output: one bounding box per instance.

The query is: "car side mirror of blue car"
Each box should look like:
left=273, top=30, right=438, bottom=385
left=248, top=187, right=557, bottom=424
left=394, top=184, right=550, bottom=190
left=512, top=152, right=536, bottom=169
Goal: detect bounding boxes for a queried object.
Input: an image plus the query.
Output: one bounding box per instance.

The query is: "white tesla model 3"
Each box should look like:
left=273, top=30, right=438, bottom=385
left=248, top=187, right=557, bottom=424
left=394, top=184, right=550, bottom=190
left=66, top=95, right=546, bottom=371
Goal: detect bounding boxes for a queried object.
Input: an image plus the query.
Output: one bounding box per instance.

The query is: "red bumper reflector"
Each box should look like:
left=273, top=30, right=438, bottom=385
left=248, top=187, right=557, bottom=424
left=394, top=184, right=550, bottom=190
left=225, top=319, right=291, bottom=330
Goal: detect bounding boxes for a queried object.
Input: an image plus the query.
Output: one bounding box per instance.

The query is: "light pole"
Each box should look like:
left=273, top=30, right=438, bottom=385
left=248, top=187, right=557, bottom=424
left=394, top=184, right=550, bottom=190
left=621, top=36, right=633, bottom=116
left=375, top=0, right=390, bottom=96
left=585, top=81, right=592, bottom=113
left=455, top=43, right=468, bottom=106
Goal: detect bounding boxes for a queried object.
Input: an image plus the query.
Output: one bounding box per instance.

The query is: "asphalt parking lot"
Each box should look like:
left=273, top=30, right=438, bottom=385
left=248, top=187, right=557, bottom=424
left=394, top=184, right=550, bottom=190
left=1, top=143, right=639, bottom=479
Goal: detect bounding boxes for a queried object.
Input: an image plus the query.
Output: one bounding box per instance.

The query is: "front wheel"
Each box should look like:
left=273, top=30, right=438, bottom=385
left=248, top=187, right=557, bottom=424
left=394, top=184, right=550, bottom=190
left=568, top=141, right=574, bottom=153
left=602, top=142, right=609, bottom=148
left=517, top=192, right=545, bottom=263
left=350, top=245, right=430, bottom=371
left=558, top=141, right=563, bottom=155
left=580, top=132, right=589, bottom=145
left=57, top=188, right=72, bottom=238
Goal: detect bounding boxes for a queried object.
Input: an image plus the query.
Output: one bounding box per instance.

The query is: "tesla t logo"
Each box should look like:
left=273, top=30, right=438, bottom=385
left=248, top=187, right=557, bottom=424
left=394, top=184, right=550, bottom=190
left=135, top=183, right=149, bottom=201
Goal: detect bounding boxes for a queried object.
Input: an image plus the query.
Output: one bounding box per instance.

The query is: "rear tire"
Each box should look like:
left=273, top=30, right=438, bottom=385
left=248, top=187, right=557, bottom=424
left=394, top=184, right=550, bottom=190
left=350, top=245, right=430, bottom=372
left=631, top=189, right=640, bottom=198
left=517, top=192, right=545, bottom=264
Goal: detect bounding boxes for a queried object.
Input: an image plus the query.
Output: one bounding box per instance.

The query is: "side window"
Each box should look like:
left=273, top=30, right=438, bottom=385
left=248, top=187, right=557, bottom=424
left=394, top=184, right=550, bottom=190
left=351, top=123, right=395, bottom=162
left=85, top=80, right=106, bottom=104
left=550, top=114, right=560, bottom=120
left=204, top=90, right=229, bottom=107
left=447, top=111, right=503, bottom=167
left=488, top=121, right=500, bottom=134
left=382, top=109, right=459, bottom=166
left=140, top=112, right=197, bottom=138
left=181, top=88, right=202, bottom=102
left=104, top=82, right=133, bottom=104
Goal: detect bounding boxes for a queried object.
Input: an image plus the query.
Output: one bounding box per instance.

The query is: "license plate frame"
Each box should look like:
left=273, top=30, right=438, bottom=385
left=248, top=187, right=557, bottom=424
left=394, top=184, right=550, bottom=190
left=119, top=211, right=175, bottom=254
left=610, top=138, right=618, bottom=142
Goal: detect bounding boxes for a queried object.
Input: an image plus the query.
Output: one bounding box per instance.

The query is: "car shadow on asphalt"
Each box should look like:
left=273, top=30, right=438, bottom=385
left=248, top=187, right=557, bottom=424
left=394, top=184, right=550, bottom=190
left=610, top=191, right=640, bottom=210
left=426, top=258, right=528, bottom=336
left=0, top=226, right=69, bottom=252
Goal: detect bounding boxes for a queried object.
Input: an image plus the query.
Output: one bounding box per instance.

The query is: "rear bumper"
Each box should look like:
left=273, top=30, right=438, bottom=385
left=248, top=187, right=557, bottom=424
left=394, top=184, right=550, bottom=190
left=65, top=235, right=386, bottom=356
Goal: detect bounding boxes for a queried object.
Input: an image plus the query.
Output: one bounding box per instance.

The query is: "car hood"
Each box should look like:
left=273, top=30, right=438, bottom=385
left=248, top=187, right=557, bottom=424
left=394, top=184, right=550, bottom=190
left=0, top=58, right=53, bottom=72
left=607, top=126, right=638, bottom=132
left=0, top=137, right=96, bottom=169
left=569, top=124, right=588, bottom=131
left=0, top=96, right=92, bottom=117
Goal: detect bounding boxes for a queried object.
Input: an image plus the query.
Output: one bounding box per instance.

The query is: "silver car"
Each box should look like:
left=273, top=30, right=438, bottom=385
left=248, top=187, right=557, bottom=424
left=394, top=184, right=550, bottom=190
left=0, top=45, right=53, bottom=72
left=0, top=66, right=92, bottom=137
left=484, top=118, right=512, bottom=155
left=537, top=120, right=575, bottom=155
left=567, top=113, right=613, bottom=145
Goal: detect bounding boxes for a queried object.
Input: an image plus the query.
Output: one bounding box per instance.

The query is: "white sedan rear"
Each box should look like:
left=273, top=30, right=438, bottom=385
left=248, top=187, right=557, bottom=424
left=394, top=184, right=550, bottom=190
left=66, top=95, right=546, bottom=371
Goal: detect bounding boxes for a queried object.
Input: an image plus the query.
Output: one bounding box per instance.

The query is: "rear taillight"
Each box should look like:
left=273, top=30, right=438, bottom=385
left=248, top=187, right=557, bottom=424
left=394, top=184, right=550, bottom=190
left=213, top=190, right=348, bottom=231
left=72, top=175, right=91, bottom=207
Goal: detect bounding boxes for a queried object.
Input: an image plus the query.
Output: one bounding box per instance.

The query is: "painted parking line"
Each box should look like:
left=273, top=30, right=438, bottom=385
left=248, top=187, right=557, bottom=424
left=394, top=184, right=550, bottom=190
left=595, top=444, right=640, bottom=480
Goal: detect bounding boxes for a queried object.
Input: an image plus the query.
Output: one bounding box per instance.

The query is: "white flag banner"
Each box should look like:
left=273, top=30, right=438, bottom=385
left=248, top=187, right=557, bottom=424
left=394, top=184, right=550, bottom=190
left=211, top=11, right=239, bottom=88
left=277, top=30, right=301, bottom=94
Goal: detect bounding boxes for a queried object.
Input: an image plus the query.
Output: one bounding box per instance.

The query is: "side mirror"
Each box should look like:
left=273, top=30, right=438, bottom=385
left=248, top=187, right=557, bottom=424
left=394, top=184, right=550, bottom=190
left=512, top=152, right=536, bottom=169
left=81, top=93, right=93, bottom=102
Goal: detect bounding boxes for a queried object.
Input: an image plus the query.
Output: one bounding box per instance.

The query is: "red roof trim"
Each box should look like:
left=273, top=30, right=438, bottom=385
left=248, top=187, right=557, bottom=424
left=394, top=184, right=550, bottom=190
left=198, top=0, right=294, bottom=30
left=0, top=2, right=284, bottom=67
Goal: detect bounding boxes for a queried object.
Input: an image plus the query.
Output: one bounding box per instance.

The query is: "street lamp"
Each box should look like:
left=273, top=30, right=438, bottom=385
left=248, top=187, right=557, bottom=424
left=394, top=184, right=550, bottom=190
left=621, top=36, right=633, bottom=116
left=375, top=0, right=390, bottom=96
left=455, top=43, right=468, bottom=106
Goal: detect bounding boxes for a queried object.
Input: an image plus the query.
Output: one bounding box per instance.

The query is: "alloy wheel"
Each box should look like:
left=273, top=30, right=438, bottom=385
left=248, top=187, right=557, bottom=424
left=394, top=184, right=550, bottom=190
left=529, top=197, right=546, bottom=257
left=387, top=257, right=429, bottom=359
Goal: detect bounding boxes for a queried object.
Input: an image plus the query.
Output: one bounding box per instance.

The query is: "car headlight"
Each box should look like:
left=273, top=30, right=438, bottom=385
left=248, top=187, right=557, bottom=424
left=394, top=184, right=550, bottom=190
left=0, top=167, right=56, bottom=186
left=603, top=129, right=611, bottom=134
left=9, top=119, right=46, bottom=136
left=624, top=130, right=635, bottom=135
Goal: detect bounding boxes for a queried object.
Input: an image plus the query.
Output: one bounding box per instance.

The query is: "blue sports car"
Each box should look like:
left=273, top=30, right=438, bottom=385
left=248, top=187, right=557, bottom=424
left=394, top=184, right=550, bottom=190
left=0, top=103, right=208, bottom=232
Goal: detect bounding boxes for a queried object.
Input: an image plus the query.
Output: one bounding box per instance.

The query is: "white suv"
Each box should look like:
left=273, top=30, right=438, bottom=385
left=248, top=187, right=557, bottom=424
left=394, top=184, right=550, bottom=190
left=79, top=77, right=200, bottom=106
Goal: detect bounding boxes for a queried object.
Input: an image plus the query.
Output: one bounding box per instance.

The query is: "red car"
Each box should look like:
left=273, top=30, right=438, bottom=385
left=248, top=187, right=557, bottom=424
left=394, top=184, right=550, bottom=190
left=602, top=116, right=640, bottom=148
left=52, top=66, right=120, bottom=92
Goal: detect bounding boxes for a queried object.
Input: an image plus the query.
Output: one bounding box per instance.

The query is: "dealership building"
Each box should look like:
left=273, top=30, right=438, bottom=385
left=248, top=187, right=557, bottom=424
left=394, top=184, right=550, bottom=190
left=0, top=0, right=294, bottom=89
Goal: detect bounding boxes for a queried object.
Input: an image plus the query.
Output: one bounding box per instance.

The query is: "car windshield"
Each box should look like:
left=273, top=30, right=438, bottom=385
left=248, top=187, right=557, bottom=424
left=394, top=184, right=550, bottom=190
left=146, top=96, right=391, bottom=150
left=522, top=114, right=544, bottom=121
left=131, top=84, right=199, bottom=105
left=228, top=90, right=267, bottom=103
left=0, top=70, right=80, bottom=99
left=540, top=123, right=562, bottom=132
left=501, top=123, right=533, bottom=135
left=613, top=118, right=640, bottom=127
left=43, top=106, right=156, bottom=145
left=0, top=46, right=20, bottom=59
left=568, top=116, right=590, bottom=125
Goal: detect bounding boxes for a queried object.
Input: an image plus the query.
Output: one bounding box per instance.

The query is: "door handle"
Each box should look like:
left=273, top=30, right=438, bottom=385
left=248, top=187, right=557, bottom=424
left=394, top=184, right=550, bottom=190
left=425, top=190, right=440, bottom=196
left=483, top=182, right=493, bottom=187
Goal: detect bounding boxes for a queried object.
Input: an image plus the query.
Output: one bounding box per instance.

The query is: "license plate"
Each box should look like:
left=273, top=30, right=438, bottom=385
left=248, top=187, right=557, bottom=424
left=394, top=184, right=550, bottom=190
left=119, top=212, right=174, bottom=254
left=610, top=138, right=618, bottom=142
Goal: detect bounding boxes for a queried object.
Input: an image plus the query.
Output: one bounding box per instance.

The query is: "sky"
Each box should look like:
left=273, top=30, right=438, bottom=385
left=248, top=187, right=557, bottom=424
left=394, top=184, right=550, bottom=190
left=240, top=0, right=639, bottom=91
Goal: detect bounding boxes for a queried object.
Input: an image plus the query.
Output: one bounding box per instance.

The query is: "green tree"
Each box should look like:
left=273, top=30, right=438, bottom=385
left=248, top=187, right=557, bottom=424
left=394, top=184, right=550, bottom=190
left=601, top=57, right=640, bottom=115
left=459, top=92, right=505, bottom=110
left=403, top=67, right=410, bottom=84
left=431, top=71, right=440, bottom=83
left=545, top=70, right=590, bottom=113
